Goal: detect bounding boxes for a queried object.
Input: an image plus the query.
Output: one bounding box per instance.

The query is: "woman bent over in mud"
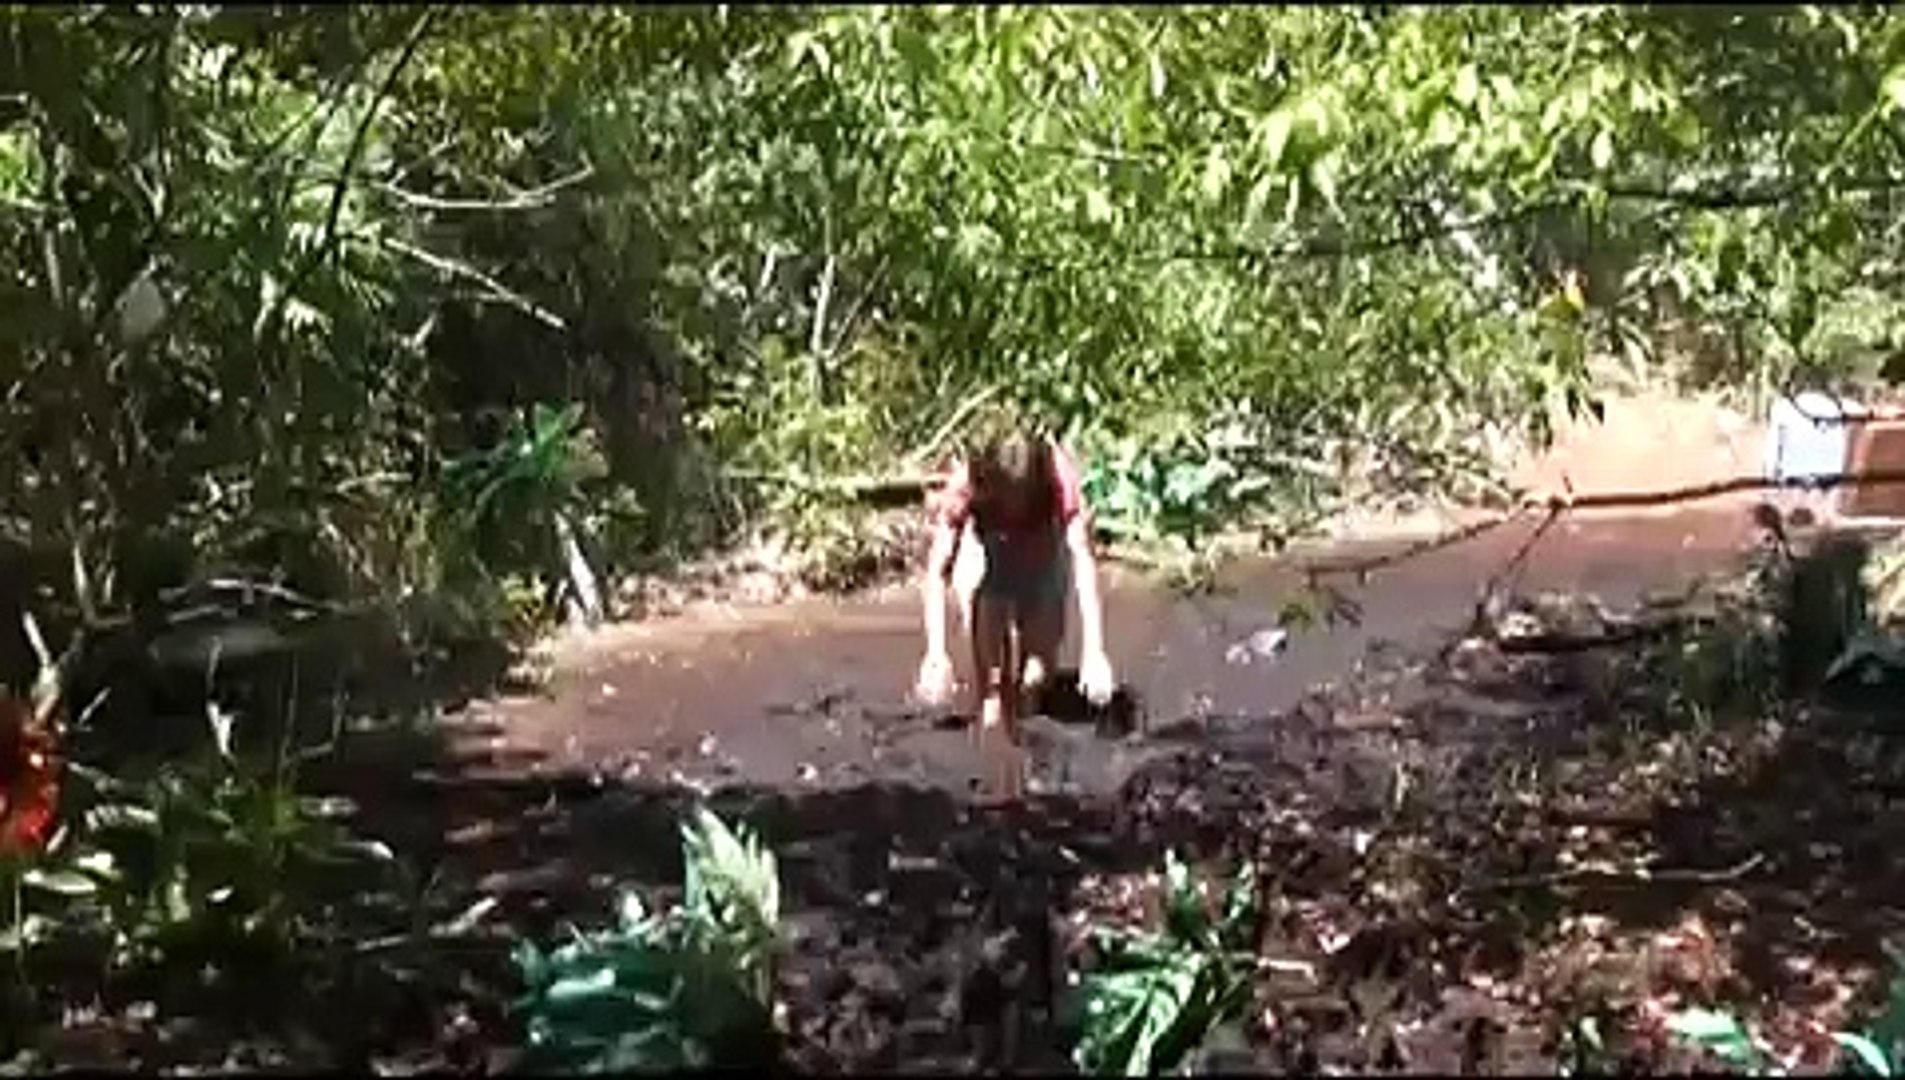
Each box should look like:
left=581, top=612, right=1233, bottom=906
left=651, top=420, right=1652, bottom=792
left=913, top=426, right=1117, bottom=798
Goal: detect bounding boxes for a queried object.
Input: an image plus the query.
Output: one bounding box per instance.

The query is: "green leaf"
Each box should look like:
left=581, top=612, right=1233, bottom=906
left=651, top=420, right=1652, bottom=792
left=1218, top=861, right=1258, bottom=947
left=22, top=868, right=98, bottom=897
left=1201, top=151, right=1231, bottom=202
left=1589, top=128, right=1614, bottom=171
left=547, top=965, right=619, bottom=1004
left=1243, top=174, right=1276, bottom=228
left=1667, top=1008, right=1746, bottom=1043
left=1261, top=109, right=1293, bottom=171
left=1668, top=1008, right=1763, bottom=1069
left=1309, top=153, right=1341, bottom=217
left=327, top=838, right=396, bottom=862
left=1452, top=63, right=1480, bottom=107
left=86, top=802, right=161, bottom=833
left=1160, top=850, right=1208, bottom=944
left=1832, top=1032, right=1892, bottom=1076
left=1883, top=64, right=1905, bottom=113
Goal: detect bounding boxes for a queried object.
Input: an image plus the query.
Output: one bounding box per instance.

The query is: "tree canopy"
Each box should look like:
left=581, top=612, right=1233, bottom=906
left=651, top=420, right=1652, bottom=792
left=3, top=3, right=1904, bottom=647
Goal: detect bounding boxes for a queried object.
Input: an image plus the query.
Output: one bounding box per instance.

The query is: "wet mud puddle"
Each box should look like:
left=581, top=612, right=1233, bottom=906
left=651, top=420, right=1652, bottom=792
left=478, top=505, right=1764, bottom=799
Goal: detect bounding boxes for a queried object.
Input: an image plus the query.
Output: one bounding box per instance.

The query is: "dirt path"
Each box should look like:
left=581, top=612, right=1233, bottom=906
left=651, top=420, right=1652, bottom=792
left=473, top=390, right=1771, bottom=798
left=353, top=390, right=1874, bottom=1075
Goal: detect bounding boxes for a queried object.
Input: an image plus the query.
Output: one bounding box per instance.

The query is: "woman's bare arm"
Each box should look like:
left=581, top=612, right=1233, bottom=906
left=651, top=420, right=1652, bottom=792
left=1064, top=516, right=1108, bottom=660
left=921, top=522, right=959, bottom=658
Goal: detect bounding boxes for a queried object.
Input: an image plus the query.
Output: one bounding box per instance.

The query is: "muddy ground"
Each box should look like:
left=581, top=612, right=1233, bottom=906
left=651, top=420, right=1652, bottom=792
left=33, top=390, right=1905, bottom=1073
left=313, top=513, right=1905, bottom=1075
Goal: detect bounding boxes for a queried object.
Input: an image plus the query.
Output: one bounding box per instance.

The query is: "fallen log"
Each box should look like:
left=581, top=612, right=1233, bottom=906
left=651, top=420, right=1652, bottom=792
left=1492, top=614, right=1695, bottom=654
left=721, top=468, right=940, bottom=510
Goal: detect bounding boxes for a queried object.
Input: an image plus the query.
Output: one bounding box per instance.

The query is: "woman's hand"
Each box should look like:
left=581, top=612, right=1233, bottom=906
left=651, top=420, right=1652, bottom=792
left=915, top=650, right=956, bottom=706
left=1079, top=649, right=1117, bottom=706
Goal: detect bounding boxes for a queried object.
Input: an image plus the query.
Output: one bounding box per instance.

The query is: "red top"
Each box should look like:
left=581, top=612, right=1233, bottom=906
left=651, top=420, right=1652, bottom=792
left=931, top=439, right=1086, bottom=538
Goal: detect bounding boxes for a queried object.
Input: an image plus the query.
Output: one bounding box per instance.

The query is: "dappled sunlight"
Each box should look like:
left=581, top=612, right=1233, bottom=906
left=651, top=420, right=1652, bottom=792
left=8, top=2, right=1905, bottom=1073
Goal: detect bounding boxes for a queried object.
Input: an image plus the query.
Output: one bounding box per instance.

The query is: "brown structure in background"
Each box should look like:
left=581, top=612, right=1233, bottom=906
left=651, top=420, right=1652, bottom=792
left=1839, top=419, right=1905, bottom=521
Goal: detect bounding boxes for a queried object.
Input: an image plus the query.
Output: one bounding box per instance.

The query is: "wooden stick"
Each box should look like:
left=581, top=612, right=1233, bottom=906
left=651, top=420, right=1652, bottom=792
left=1469, top=852, right=1766, bottom=893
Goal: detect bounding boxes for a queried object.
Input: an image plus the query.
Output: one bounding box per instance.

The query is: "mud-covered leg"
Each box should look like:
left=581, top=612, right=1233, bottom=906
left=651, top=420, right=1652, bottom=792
left=1017, top=564, right=1069, bottom=713
left=968, top=590, right=1026, bottom=801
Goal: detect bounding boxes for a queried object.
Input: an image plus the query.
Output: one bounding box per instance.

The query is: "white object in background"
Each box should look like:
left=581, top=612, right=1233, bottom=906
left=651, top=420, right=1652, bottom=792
left=1764, top=391, right=1862, bottom=486
left=116, top=273, right=167, bottom=345
left=1224, top=627, right=1289, bottom=666
left=556, top=510, right=605, bottom=629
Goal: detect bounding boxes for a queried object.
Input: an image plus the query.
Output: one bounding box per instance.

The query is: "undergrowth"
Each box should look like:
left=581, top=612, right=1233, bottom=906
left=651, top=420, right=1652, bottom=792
left=512, top=806, right=784, bottom=1073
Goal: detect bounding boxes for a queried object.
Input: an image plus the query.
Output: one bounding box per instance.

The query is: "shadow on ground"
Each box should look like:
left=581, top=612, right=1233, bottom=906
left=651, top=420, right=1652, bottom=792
left=308, top=701, right=1196, bottom=1072
left=285, top=585, right=1905, bottom=1074
left=54, top=524, right=1903, bottom=1074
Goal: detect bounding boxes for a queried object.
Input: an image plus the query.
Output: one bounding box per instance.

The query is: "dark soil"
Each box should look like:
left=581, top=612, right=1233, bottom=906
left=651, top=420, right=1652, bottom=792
left=14, top=498, right=1903, bottom=1075
left=277, top=546, right=1905, bottom=1075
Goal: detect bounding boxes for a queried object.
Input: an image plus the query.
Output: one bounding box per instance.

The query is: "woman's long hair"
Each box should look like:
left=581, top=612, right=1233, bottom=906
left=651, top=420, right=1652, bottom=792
left=967, top=429, right=1058, bottom=533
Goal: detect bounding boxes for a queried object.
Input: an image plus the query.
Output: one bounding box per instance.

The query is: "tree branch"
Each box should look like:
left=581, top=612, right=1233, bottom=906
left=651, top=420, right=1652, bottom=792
left=1073, top=172, right=1905, bottom=273
left=827, top=254, right=890, bottom=360
left=267, top=6, right=438, bottom=342
left=1133, top=199, right=1567, bottom=267
left=1597, top=173, right=1905, bottom=209
left=904, top=382, right=1003, bottom=470
left=1301, top=467, right=1905, bottom=587
left=360, top=233, right=567, bottom=331
left=371, top=163, right=596, bottom=212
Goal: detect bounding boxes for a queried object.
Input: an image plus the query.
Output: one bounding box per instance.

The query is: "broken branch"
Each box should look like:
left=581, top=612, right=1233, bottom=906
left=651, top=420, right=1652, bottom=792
left=1470, top=851, right=1767, bottom=893
left=372, top=163, right=596, bottom=212
left=1304, top=467, right=1905, bottom=585
left=364, top=233, right=567, bottom=331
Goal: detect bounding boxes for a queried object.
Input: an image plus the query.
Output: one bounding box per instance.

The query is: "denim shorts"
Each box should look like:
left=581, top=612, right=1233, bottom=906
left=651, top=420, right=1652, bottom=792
left=951, top=523, right=1069, bottom=613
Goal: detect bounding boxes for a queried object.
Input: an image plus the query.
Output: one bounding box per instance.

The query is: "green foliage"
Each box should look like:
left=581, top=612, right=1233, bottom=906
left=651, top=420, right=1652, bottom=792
left=66, top=759, right=394, bottom=976
left=1818, top=944, right=1905, bottom=1077
left=512, top=805, right=784, bottom=1073
left=1667, top=1006, right=1772, bottom=1072
left=1070, top=852, right=1261, bottom=1077
left=1082, top=415, right=1283, bottom=554
left=552, top=4, right=1905, bottom=557
left=0, top=748, right=404, bottom=1050
left=9, top=4, right=1905, bottom=639
left=439, top=402, right=612, bottom=616
left=1667, top=946, right=1905, bottom=1076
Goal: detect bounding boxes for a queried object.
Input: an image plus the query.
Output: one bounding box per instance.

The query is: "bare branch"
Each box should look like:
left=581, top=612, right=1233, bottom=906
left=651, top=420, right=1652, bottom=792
left=371, top=163, right=596, bottom=212
left=904, top=383, right=1003, bottom=470
left=809, top=251, right=837, bottom=383
left=362, top=232, right=567, bottom=331
left=267, top=6, right=438, bottom=342
left=313, top=9, right=437, bottom=253
left=1302, top=467, right=1905, bottom=590
left=1073, top=171, right=1905, bottom=273
left=827, top=255, right=890, bottom=359
left=1469, top=851, right=1766, bottom=893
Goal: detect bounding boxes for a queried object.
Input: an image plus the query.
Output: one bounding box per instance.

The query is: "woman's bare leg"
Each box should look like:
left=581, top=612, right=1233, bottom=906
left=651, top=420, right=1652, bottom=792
left=968, top=590, right=1026, bottom=800
left=1016, top=552, right=1070, bottom=712
left=969, top=591, right=1010, bottom=726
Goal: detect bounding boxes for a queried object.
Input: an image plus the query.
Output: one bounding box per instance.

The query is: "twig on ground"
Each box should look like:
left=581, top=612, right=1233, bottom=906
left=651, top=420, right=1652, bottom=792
left=1450, top=502, right=1565, bottom=648
left=1256, top=956, right=1319, bottom=980
left=1493, top=617, right=1692, bottom=654
left=1469, top=852, right=1767, bottom=894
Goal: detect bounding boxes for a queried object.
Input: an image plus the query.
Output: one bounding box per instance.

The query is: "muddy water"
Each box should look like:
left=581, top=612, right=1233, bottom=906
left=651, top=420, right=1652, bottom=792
left=484, top=499, right=1765, bottom=797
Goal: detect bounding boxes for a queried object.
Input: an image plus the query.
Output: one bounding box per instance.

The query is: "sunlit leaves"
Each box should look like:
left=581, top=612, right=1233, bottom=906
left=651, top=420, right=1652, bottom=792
left=11, top=2, right=1905, bottom=622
